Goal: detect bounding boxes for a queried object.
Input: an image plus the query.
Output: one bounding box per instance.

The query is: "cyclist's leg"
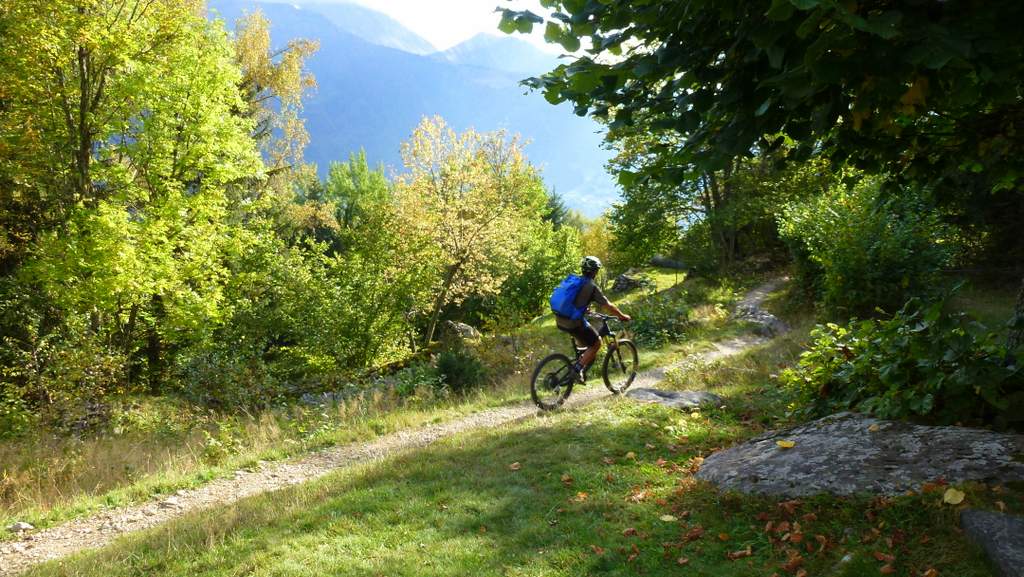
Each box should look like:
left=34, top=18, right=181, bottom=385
left=574, top=321, right=601, bottom=373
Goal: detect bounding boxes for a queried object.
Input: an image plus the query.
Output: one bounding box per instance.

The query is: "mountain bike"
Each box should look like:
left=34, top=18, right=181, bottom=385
left=530, top=313, right=639, bottom=411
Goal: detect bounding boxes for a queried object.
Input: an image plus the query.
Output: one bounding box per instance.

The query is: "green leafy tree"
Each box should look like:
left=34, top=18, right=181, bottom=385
left=394, top=117, right=547, bottom=344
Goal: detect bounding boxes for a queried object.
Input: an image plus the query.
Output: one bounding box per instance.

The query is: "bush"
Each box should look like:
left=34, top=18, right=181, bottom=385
left=389, top=361, right=443, bottom=398
left=781, top=295, right=1024, bottom=428
left=626, top=289, right=692, bottom=347
left=779, top=178, right=954, bottom=317
left=436, top=349, right=488, bottom=395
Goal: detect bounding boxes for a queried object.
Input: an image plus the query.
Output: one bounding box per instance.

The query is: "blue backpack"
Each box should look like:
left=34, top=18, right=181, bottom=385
left=550, top=274, right=588, bottom=320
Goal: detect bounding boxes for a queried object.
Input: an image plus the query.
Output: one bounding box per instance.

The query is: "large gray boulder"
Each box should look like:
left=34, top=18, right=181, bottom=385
left=625, top=388, right=723, bottom=410
left=733, top=303, right=789, bottom=337
left=961, top=510, right=1024, bottom=577
left=697, top=412, right=1024, bottom=497
left=444, top=320, right=481, bottom=340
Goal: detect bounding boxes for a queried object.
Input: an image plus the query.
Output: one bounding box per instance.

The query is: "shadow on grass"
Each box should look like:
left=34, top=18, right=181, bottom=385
left=24, top=398, right=996, bottom=577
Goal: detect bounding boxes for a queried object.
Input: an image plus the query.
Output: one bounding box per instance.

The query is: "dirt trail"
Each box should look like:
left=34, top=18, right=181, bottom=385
left=0, top=278, right=786, bottom=576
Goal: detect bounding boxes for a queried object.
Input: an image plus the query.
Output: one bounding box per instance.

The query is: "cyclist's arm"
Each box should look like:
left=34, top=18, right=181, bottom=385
left=600, top=302, right=632, bottom=322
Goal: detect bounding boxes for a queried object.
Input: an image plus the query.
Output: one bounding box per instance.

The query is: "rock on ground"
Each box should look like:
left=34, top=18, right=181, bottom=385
left=6, top=522, right=33, bottom=534
left=733, top=303, right=789, bottom=337
left=444, top=320, right=480, bottom=339
left=625, top=388, right=723, bottom=410
left=960, top=509, right=1024, bottom=577
left=697, top=412, right=1024, bottom=497
left=612, top=273, right=651, bottom=293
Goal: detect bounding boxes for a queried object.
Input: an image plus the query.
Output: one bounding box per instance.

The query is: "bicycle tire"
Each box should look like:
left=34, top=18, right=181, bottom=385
left=530, top=353, right=574, bottom=410
left=602, top=339, right=638, bottom=395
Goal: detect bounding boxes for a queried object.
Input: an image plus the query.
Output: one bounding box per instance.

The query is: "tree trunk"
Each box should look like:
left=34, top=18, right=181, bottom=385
left=146, top=294, right=164, bottom=392
left=1008, top=276, right=1024, bottom=353
left=424, top=266, right=458, bottom=346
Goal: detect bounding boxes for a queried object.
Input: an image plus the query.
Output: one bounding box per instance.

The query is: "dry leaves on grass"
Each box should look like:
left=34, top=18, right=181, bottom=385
left=508, top=462, right=521, bottom=471
left=942, top=488, right=965, bottom=505
left=726, top=545, right=753, bottom=560
left=561, top=473, right=573, bottom=487
left=683, top=525, right=705, bottom=542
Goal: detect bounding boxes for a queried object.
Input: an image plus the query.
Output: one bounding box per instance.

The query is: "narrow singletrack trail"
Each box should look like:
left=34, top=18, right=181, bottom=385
left=0, top=278, right=787, bottom=576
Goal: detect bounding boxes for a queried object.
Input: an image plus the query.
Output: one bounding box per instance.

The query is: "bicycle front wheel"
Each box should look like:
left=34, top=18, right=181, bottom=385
left=530, top=353, right=574, bottom=410
left=602, top=339, right=638, bottom=395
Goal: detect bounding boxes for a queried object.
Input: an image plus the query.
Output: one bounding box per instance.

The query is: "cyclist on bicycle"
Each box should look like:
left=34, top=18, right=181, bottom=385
left=553, top=256, right=631, bottom=383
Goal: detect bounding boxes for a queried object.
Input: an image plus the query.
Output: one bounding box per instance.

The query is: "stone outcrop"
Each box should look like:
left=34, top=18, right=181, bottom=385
left=960, top=509, right=1024, bottom=577
left=697, top=412, right=1024, bottom=497
left=625, top=387, right=723, bottom=410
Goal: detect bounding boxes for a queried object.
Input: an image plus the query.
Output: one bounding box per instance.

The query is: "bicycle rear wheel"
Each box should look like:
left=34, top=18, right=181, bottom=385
left=530, top=353, right=574, bottom=410
left=602, top=339, right=638, bottom=394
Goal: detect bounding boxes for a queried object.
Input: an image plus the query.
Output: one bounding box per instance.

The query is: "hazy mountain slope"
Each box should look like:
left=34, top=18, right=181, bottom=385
left=436, top=33, right=560, bottom=77
left=206, top=0, right=616, bottom=214
left=283, top=0, right=436, bottom=55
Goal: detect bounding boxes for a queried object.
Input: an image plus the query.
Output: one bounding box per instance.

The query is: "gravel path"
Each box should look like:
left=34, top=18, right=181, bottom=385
left=0, top=278, right=786, bottom=575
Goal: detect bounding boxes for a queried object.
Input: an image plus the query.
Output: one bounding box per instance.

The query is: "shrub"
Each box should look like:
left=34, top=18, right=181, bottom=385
left=436, top=349, right=488, bottom=395
left=390, top=361, right=443, bottom=398
left=626, top=289, right=691, bottom=347
left=780, top=295, right=1024, bottom=428
left=778, top=178, right=954, bottom=317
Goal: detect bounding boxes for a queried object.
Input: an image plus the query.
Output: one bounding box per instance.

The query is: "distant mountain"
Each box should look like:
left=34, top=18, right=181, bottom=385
left=436, top=33, right=560, bottom=77
left=281, top=1, right=436, bottom=55
left=206, top=0, right=617, bottom=215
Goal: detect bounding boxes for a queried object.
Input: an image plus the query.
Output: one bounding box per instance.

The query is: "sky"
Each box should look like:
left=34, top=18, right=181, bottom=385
left=319, top=0, right=555, bottom=52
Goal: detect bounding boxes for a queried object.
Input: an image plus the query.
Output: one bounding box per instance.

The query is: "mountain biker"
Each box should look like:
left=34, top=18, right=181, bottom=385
left=553, top=256, right=631, bottom=383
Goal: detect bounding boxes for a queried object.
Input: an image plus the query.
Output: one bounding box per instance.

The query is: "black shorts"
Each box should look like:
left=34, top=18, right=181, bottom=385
left=558, top=320, right=599, bottom=347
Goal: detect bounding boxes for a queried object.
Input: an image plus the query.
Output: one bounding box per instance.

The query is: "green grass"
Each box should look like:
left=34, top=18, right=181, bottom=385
left=24, top=333, right=1007, bottom=577
left=0, top=267, right=734, bottom=537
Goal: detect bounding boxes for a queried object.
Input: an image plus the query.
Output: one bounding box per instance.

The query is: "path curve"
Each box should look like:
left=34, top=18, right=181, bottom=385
left=0, top=278, right=787, bottom=575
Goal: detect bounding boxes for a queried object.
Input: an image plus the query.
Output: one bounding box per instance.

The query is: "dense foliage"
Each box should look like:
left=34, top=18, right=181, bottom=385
left=782, top=295, right=1024, bottom=427
left=779, top=177, right=954, bottom=317
left=0, top=2, right=579, bottom=434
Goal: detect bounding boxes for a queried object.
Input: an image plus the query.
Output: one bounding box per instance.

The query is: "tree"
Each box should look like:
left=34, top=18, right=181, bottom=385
left=232, top=10, right=317, bottom=193
left=1, top=1, right=264, bottom=396
left=394, top=117, right=547, bottom=344
left=501, top=1, right=1023, bottom=184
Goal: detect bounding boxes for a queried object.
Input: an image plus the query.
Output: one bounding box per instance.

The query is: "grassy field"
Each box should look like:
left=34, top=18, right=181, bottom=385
left=0, top=267, right=746, bottom=536
left=24, top=326, right=1012, bottom=577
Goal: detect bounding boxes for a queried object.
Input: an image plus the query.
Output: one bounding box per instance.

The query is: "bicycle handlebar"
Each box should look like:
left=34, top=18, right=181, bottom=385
left=589, top=312, right=629, bottom=322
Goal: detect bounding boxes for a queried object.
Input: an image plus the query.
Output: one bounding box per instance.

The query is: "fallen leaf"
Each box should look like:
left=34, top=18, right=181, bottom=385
left=479, top=526, right=487, bottom=533
left=801, top=512, right=818, bottom=522
left=776, top=440, right=796, bottom=449
left=602, top=457, right=615, bottom=465
left=775, top=521, right=791, bottom=534
left=590, top=545, right=605, bottom=555
left=943, top=488, right=965, bottom=505
left=996, top=500, right=1006, bottom=512
left=778, top=500, right=802, bottom=516
left=795, top=570, right=808, bottom=577
left=622, top=527, right=638, bottom=537
left=726, top=545, right=753, bottom=560
left=922, top=569, right=939, bottom=577
left=660, top=514, right=678, bottom=522
left=627, top=552, right=639, bottom=562
left=689, top=411, right=701, bottom=418
left=645, top=443, right=656, bottom=450
left=873, top=551, right=895, bottom=563
left=880, top=564, right=896, bottom=575
left=625, top=451, right=636, bottom=460
left=790, top=532, right=804, bottom=544
left=781, top=551, right=804, bottom=572
left=676, top=557, right=690, bottom=566
left=683, top=525, right=705, bottom=542
left=718, top=532, right=730, bottom=541
left=570, top=492, right=588, bottom=503
left=868, top=424, right=881, bottom=432
left=508, top=462, right=521, bottom=471
left=561, top=473, right=573, bottom=486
